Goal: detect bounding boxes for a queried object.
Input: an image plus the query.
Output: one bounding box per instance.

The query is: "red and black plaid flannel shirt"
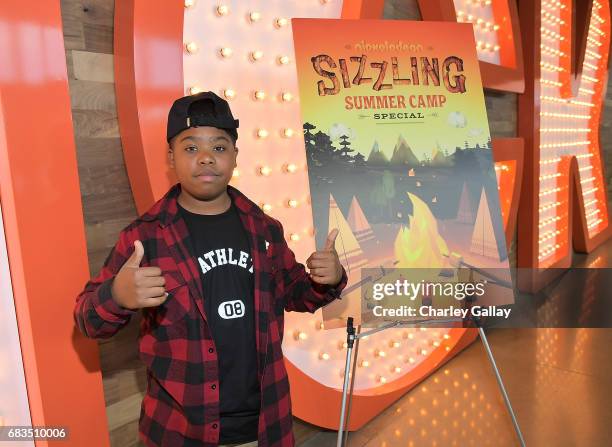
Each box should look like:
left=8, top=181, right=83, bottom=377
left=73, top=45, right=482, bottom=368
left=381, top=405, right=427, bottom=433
left=74, top=183, right=347, bottom=447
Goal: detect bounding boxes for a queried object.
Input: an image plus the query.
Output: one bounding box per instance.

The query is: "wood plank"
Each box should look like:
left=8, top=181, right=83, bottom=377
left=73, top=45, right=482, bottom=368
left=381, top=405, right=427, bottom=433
left=106, top=392, right=144, bottom=431
left=72, top=109, right=119, bottom=138
left=112, top=421, right=145, bottom=447
left=84, top=23, right=113, bottom=53
left=109, top=420, right=144, bottom=447
left=60, top=0, right=85, bottom=50
left=69, top=80, right=117, bottom=112
left=78, top=167, right=136, bottom=223
left=72, top=50, right=114, bottom=82
left=82, top=0, right=114, bottom=27
left=75, top=137, right=124, bottom=169
left=383, top=0, right=421, bottom=20
left=85, top=216, right=136, bottom=251
left=84, top=218, right=139, bottom=273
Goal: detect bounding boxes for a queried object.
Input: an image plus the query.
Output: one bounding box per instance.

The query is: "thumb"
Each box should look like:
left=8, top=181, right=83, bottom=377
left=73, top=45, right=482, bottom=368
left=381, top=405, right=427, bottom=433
left=124, top=240, right=144, bottom=268
left=324, top=228, right=339, bottom=250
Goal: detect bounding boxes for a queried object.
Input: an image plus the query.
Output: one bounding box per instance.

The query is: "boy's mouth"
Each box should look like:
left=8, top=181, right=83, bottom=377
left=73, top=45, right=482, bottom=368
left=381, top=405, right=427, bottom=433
left=194, top=168, right=220, bottom=182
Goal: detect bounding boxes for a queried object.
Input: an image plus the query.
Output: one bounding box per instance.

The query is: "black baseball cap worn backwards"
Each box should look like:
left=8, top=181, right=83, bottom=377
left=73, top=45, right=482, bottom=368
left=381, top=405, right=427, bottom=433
left=167, top=91, right=239, bottom=143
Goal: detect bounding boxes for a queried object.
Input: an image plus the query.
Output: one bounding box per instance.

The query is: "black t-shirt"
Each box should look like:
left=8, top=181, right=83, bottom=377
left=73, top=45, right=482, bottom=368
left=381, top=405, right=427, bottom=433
left=178, top=201, right=260, bottom=444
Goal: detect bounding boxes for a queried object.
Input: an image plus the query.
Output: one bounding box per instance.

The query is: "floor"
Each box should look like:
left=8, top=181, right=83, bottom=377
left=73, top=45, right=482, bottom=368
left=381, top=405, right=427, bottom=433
left=296, top=328, right=612, bottom=447
left=296, top=239, right=612, bottom=447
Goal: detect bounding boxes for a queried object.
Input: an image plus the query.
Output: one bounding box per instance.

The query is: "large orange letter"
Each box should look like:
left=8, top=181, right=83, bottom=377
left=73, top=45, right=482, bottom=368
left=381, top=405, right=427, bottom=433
left=518, top=0, right=610, bottom=288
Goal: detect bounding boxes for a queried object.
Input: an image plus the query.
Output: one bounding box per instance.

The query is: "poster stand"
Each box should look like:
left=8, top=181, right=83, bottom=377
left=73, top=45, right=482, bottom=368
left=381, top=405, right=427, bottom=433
left=336, top=317, right=526, bottom=447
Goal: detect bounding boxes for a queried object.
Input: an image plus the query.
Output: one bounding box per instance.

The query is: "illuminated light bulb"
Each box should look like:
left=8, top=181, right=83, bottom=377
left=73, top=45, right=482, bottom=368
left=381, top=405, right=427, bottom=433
left=277, top=55, right=291, bottom=65
left=294, top=330, right=307, bottom=341
left=338, top=341, right=348, bottom=349
left=393, top=366, right=402, bottom=373
left=250, top=50, right=264, bottom=61
left=258, top=166, right=272, bottom=177
left=216, top=4, right=230, bottom=16
left=319, top=352, right=330, bottom=360
left=185, top=42, right=199, bottom=54
left=253, top=90, right=266, bottom=101
left=443, top=334, right=450, bottom=340
left=281, top=92, right=294, bottom=102
left=184, top=0, right=195, bottom=8
left=390, top=340, right=401, bottom=348
left=223, top=88, right=236, bottom=100
left=290, top=233, right=300, bottom=242
left=287, top=199, right=299, bottom=208
left=377, top=375, right=387, bottom=384
left=282, top=128, right=295, bottom=138
left=375, top=349, right=387, bottom=358
left=420, top=349, right=428, bottom=356
left=275, top=17, right=289, bottom=28
left=359, top=359, right=370, bottom=368
left=219, top=47, right=233, bottom=58
left=316, top=321, right=324, bottom=330
left=284, top=163, right=297, bottom=173
left=248, top=11, right=261, bottom=23
left=189, top=86, right=203, bottom=95
left=232, top=168, right=240, bottom=178
left=261, top=203, right=273, bottom=213
left=256, top=128, right=269, bottom=139
left=408, top=333, right=414, bottom=340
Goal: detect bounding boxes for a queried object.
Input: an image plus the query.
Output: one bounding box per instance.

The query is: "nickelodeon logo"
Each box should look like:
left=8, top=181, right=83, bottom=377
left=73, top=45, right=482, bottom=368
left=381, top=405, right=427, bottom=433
left=353, top=39, right=424, bottom=52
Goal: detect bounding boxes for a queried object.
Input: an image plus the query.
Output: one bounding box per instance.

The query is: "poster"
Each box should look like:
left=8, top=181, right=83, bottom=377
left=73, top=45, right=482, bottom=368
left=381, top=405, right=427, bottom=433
left=292, top=19, right=511, bottom=327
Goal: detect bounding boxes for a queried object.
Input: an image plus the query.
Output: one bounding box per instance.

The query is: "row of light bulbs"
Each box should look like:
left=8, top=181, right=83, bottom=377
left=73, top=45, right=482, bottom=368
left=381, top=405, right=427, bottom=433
left=257, top=163, right=299, bottom=176
left=185, top=42, right=292, bottom=65
left=187, top=86, right=294, bottom=104
left=186, top=1, right=332, bottom=14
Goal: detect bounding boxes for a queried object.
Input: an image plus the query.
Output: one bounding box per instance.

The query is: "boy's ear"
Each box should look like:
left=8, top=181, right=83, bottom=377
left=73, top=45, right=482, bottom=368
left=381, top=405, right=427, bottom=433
left=168, top=146, right=175, bottom=167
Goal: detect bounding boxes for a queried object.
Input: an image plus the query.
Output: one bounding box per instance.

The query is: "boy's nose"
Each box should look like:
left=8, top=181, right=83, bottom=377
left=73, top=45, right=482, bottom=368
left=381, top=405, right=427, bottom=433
left=198, top=153, right=215, bottom=164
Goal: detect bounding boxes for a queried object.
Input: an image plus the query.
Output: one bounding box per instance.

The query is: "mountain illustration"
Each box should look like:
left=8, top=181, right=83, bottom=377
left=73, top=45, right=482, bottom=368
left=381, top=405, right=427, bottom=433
left=367, top=140, right=389, bottom=165
left=390, top=135, right=420, bottom=166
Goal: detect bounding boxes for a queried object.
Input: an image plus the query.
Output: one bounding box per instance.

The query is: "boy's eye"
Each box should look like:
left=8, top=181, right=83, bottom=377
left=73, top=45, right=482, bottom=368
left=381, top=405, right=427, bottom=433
left=185, top=146, right=197, bottom=152
left=213, top=146, right=226, bottom=152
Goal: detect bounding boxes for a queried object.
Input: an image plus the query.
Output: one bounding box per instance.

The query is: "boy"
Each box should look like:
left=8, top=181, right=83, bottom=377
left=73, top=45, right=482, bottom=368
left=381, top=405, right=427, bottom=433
left=74, top=92, right=347, bottom=447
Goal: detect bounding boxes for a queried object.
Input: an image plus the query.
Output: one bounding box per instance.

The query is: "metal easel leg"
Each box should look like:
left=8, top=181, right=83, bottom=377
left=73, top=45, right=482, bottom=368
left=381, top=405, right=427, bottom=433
left=342, top=324, right=361, bottom=447
left=337, top=318, right=355, bottom=447
left=478, top=327, right=526, bottom=447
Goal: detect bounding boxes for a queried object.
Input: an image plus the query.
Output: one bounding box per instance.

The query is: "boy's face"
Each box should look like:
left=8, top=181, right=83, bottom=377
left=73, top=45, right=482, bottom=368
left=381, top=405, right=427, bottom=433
left=168, top=126, right=238, bottom=201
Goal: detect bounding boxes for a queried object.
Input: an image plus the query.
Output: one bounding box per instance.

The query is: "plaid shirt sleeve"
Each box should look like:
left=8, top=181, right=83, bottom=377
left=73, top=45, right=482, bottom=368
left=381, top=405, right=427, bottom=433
left=73, top=224, right=139, bottom=339
left=272, top=219, right=348, bottom=313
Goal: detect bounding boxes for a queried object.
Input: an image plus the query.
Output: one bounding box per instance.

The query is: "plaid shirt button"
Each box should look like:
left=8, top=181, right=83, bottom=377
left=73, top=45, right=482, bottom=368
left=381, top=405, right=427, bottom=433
left=208, top=348, right=214, bottom=353
left=211, top=384, right=217, bottom=390
left=212, top=423, right=218, bottom=429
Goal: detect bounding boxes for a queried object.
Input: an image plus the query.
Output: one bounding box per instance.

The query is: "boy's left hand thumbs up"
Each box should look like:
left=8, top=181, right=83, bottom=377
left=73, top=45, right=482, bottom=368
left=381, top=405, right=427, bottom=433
left=306, top=228, right=343, bottom=286
left=324, top=228, right=339, bottom=251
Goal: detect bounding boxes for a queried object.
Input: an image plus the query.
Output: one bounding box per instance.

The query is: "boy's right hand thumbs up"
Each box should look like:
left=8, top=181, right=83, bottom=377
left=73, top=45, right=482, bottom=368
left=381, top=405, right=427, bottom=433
left=124, top=239, right=145, bottom=268
left=111, top=240, right=168, bottom=310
